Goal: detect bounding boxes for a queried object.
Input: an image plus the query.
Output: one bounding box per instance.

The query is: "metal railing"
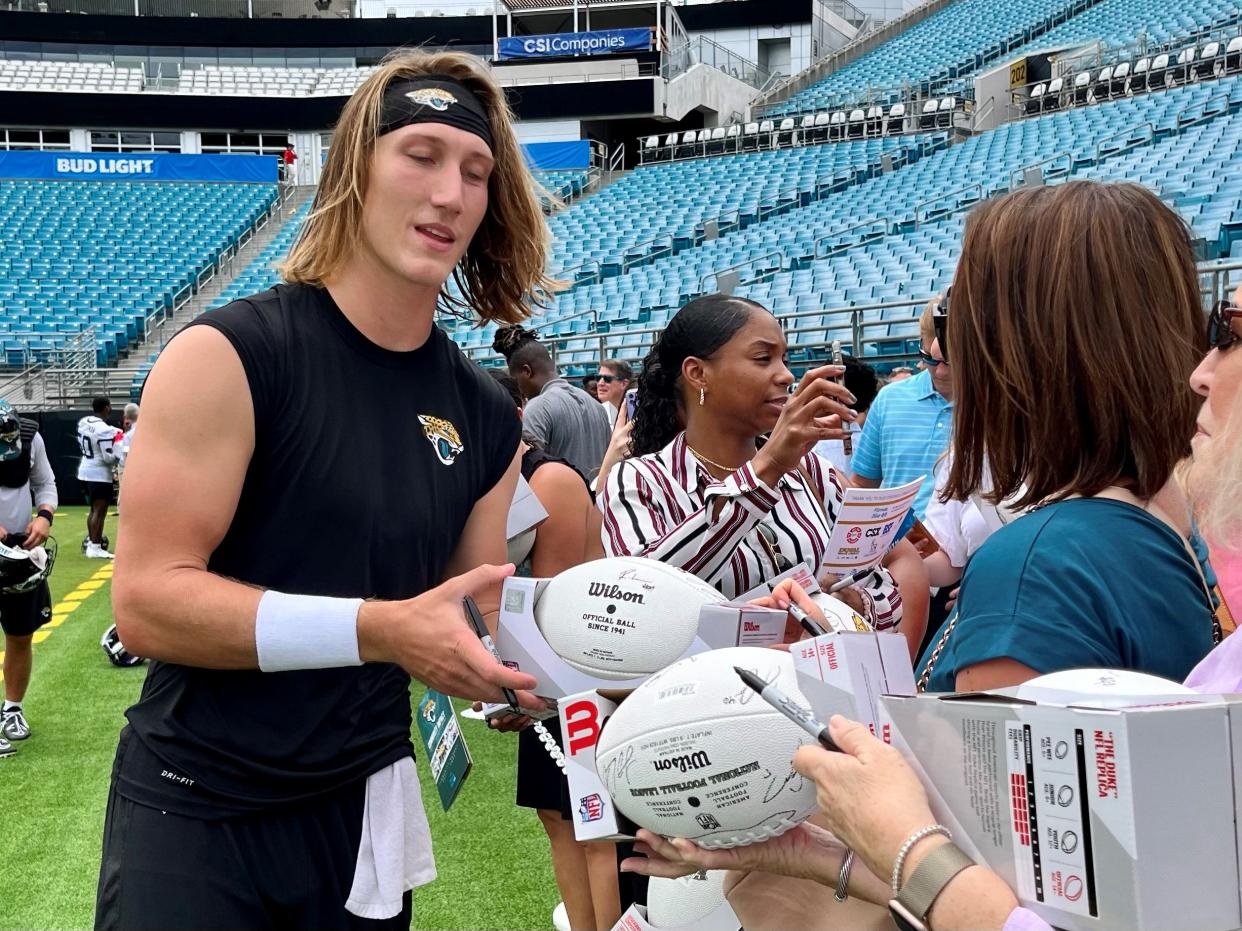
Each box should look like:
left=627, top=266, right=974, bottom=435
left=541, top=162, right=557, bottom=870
left=814, top=217, right=889, bottom=258
left=1177, top=90, right=1232, bottom=128
left=621, top=235, right=675, bottom=273
left=1093, top=121, right=1154, bottom=162
left=913, top=182, right=982, bottom=229
left=662, top=36, right=771, bottom=90
left=698, top=250, right=782, bottom=293
left=1009, top=150, right=1073, bottom=191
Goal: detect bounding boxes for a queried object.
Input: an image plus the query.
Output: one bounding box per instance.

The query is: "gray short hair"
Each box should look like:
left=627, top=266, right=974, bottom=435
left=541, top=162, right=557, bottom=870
left=123, top=403, right=139, bottom=422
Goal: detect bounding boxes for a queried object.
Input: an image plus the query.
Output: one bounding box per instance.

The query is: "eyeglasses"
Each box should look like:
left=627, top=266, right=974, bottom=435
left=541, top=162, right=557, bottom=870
left=755, top=522, right=792, bottom=573
left=918, top=350, right=948, bottom=368
left=1207, top=300, right=1242, bottom=352
left=595, top=374, right=624, bottom=384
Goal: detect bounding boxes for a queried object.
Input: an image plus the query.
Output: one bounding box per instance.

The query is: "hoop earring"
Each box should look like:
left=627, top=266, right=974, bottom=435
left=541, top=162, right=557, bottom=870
left=699, top=387, right=706, bottom=407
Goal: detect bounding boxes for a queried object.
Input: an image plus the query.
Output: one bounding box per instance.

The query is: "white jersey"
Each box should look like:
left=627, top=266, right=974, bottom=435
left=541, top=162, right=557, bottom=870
left=77, top=415, right=120, bottom=482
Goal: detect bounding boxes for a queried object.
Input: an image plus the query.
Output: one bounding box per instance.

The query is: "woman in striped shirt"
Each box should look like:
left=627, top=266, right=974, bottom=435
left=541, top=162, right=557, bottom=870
left=598, top=294, right=906, bottom=631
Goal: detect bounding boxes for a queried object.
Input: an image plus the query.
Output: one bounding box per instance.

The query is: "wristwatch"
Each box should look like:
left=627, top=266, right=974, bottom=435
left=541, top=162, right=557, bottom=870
left=888, top=842, right=975, bottom=931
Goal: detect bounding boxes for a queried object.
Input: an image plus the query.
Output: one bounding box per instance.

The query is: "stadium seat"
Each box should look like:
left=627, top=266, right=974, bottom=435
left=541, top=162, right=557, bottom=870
left=1131, top=57, right=1151, bottom=93
left=1093, top=66, right=1114, bottom=102
left=758, top=120, right=776, bottom=149
left=642, top=135, right=661, bottom=162
left=813, top=111, right=832, bottom=142
left=1027, top=83, right=1046, bottom=115
left=707, top=127, right=727, bottom=155
left=741, top=122, right=761, bottom=152
left=1073, top=70, right=1092, bottom=104
left=1150, top=53, right=1171, bottom=89
left=678, top=130, right=698, bottom=158
left=936, top=96, right=956, bottom=128
left=1045, top=77, right=1064, bottom=111
left=919, top=99, right=939, bottom=129
left=830, top=111, right=848, bottom=141
left=725, top=123, right=743, bottom=152
left=865, top=105, right=884, bottom=137
left=886, top=103, right=907, bottom=134
left=777, top=118, right=797, bottom=147
left=1196, top=42, right=1222, bottom=80
left=799, top=114, right=816, bottom=143
left=1173, top=47, right=1195, bottom=85
left=1110, top=61, right=1130, bottom=97
left=1228, top=36, right=1242, bottom=73
left=848, top=108, right=866, bottom=139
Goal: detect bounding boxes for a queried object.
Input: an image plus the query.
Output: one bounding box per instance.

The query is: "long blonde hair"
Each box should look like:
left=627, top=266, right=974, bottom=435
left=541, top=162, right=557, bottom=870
left=279, top=50, right=559, bottom=324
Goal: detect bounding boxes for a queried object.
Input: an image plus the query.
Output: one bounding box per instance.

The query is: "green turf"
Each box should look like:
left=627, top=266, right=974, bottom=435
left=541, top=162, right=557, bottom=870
left=0, top=507, right=559, bottom=931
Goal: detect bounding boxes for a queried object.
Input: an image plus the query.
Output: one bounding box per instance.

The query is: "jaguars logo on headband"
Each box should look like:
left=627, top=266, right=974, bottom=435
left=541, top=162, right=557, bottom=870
left=418, top=415, right=464, bottom=466
left=407, top=87, right=458, bottom=112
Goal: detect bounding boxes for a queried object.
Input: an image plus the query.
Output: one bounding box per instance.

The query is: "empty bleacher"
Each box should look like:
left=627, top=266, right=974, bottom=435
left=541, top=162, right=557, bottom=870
left=0, top=60, right=143, bottom=95
left=0, top=180, right=276, bottom=368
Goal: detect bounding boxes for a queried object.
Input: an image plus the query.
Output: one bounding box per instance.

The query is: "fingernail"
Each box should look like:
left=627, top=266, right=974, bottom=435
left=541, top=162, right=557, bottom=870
left=848, top=409, right=859, bottom=419
left=847, top=392, right=858, bottom=404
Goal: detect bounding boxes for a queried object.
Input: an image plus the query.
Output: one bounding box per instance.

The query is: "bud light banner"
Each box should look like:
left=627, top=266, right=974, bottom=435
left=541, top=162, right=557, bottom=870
left=0, top=150, right=277, bottom=183
left=498, top=27, right=652, bottom=60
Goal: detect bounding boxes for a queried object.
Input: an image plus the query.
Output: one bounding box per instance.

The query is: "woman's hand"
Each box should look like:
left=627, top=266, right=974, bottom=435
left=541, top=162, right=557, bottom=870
left=754, top=365, right=857, bottom=485
left=593, top=401, right=634, bottom=493
left=793, top=715, right=937, bottom=885
left=752, top=579, right=830, bottom=641
left=820, top=575, right=868, bottom=615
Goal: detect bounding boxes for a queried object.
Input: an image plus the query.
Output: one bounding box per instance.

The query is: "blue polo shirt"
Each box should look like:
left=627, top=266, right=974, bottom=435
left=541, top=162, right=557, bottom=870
left=851, top=368, right=952, bottom=517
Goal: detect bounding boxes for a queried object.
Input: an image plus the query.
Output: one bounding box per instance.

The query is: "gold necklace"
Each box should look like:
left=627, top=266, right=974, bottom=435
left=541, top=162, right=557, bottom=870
left=686, top=444, right=748, bottom=474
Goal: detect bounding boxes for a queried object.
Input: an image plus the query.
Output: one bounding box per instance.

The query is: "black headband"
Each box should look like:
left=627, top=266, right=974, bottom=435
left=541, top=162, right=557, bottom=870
left=377, top=76, right=494, bottom=149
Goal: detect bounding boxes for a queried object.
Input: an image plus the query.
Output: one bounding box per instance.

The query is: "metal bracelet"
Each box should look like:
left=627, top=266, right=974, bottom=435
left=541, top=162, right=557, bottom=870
left=834, top=848, right=855, bottom=903
left=890, top=824, right=952, bottom=896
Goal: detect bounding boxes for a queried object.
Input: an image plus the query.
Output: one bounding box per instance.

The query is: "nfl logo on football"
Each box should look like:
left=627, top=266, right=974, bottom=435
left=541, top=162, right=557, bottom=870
left=578, top=793, right=605, bottom=823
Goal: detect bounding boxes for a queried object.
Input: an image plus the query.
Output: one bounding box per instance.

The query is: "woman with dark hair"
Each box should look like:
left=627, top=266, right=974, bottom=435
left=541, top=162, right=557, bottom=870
left=599, top=294, right=907, bottom=629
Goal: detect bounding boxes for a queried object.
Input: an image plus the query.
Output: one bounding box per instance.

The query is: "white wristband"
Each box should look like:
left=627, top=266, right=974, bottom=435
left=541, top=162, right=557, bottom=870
left=255, top=590, right=365, bottom=672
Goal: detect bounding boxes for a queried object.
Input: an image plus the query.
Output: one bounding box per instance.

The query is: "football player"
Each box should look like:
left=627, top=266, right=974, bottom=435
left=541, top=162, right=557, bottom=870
left=0, top=400, right=57, bottom=757
left=97, top=52, right=554, bottom=930
left=76, top=397, right=119, bottom=559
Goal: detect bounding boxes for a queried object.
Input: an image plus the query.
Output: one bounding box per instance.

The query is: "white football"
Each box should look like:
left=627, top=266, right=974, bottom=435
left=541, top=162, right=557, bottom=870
left=647, top=871, right=731, bottom=929
left=596, top=646, right=819, bottom=848
left=535, top=557, right=725, bottom=681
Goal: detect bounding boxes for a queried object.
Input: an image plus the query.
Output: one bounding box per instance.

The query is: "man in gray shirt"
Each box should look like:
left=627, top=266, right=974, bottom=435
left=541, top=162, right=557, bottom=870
left=0, top=401, right=58, bottom=757
left=504, top=335, right=610, bottom=480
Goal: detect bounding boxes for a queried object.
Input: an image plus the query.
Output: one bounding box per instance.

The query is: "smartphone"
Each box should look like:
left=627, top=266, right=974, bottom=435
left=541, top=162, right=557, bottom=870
left=625, top=388, right=638, bottom=420
left=830, top=340, right=852, bottom=456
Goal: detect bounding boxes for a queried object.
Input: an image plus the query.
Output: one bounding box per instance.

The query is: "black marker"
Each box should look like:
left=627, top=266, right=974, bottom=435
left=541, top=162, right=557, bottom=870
left=788, top=601, right=827, bottom=638
left=831, top=340, right=852, bottom=456
left=463, top=595, right=519, bottom=711
left=827, top=565, right=876, bottom=594
left=734, top=666, right=841, bottom=752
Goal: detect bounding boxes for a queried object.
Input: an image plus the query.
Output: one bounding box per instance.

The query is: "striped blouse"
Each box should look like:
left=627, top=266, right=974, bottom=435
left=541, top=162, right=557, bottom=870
left=598, top=432, right=903, bottom=630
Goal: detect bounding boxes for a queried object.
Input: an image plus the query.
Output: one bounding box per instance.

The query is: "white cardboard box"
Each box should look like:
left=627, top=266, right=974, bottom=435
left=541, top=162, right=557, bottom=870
left=610, top=898, right=741, bottom=931
left=880, top=690, right=1240, bottom=931
left=793, top=630, right=916, bottom=739
left=558, top=688, right=635, bottom=842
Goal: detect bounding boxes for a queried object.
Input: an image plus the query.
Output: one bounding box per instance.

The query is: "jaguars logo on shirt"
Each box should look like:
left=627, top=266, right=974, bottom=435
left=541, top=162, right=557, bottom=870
left=418, top=415, right=464, bottom=466
left=407, top=87, right=458, bottom=112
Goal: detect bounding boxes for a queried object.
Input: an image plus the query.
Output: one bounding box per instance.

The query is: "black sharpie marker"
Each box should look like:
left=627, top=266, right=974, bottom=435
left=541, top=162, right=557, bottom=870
left=734, top=666, right=841, bottom=753
left=463, top=595, right=519, bottom=711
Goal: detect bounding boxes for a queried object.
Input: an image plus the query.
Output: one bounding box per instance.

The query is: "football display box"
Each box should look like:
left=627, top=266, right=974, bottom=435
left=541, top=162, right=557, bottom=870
left=880, top=688, right=1240, bottom=931
left=792, top=629, right=916, bottom=738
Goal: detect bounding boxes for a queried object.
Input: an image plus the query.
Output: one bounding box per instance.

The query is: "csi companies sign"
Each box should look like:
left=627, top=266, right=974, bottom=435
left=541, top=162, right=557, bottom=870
left=497, top=27, right=652, bottom=60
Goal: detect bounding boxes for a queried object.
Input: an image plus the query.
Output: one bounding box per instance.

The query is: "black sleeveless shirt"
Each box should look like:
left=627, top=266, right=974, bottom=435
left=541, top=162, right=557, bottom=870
left=114, top=283, right=520, bottom=817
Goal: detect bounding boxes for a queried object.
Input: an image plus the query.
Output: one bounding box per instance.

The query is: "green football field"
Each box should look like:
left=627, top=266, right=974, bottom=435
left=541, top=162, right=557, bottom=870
left=0, top=506, right=559, bottom=931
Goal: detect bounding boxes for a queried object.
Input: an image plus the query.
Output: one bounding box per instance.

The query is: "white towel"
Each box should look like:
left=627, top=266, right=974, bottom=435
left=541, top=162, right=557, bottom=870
left=346, top=757, right=437, bottom=920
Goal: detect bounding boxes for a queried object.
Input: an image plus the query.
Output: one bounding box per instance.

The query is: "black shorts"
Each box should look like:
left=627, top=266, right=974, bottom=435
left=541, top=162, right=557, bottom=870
left=515, top=717, right=572, bottom=818
left=95, top=779, right=411, bottom=931
left=82, top=480, right=113, bottom=504
left=0, top=582, right=52, bottom=637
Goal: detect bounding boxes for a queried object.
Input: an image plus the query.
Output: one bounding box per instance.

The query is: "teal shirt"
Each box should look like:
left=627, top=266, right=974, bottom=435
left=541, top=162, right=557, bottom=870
left=918, top=499, right=1215, bottom=692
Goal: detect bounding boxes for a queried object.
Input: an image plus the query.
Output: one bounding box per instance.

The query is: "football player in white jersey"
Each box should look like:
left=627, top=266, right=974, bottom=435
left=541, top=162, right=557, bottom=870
left=76, top=397, right=119, bottom=559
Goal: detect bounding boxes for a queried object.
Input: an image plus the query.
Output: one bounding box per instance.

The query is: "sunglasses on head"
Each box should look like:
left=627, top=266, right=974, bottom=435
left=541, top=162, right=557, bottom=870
left=1207, top=300, right=1242, bottom=352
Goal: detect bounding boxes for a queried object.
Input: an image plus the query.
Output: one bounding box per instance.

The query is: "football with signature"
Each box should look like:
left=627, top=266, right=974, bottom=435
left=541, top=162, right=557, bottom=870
left=536, top=557, right=725, bottom=681
left=595, top=646, right=819, bottom=848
